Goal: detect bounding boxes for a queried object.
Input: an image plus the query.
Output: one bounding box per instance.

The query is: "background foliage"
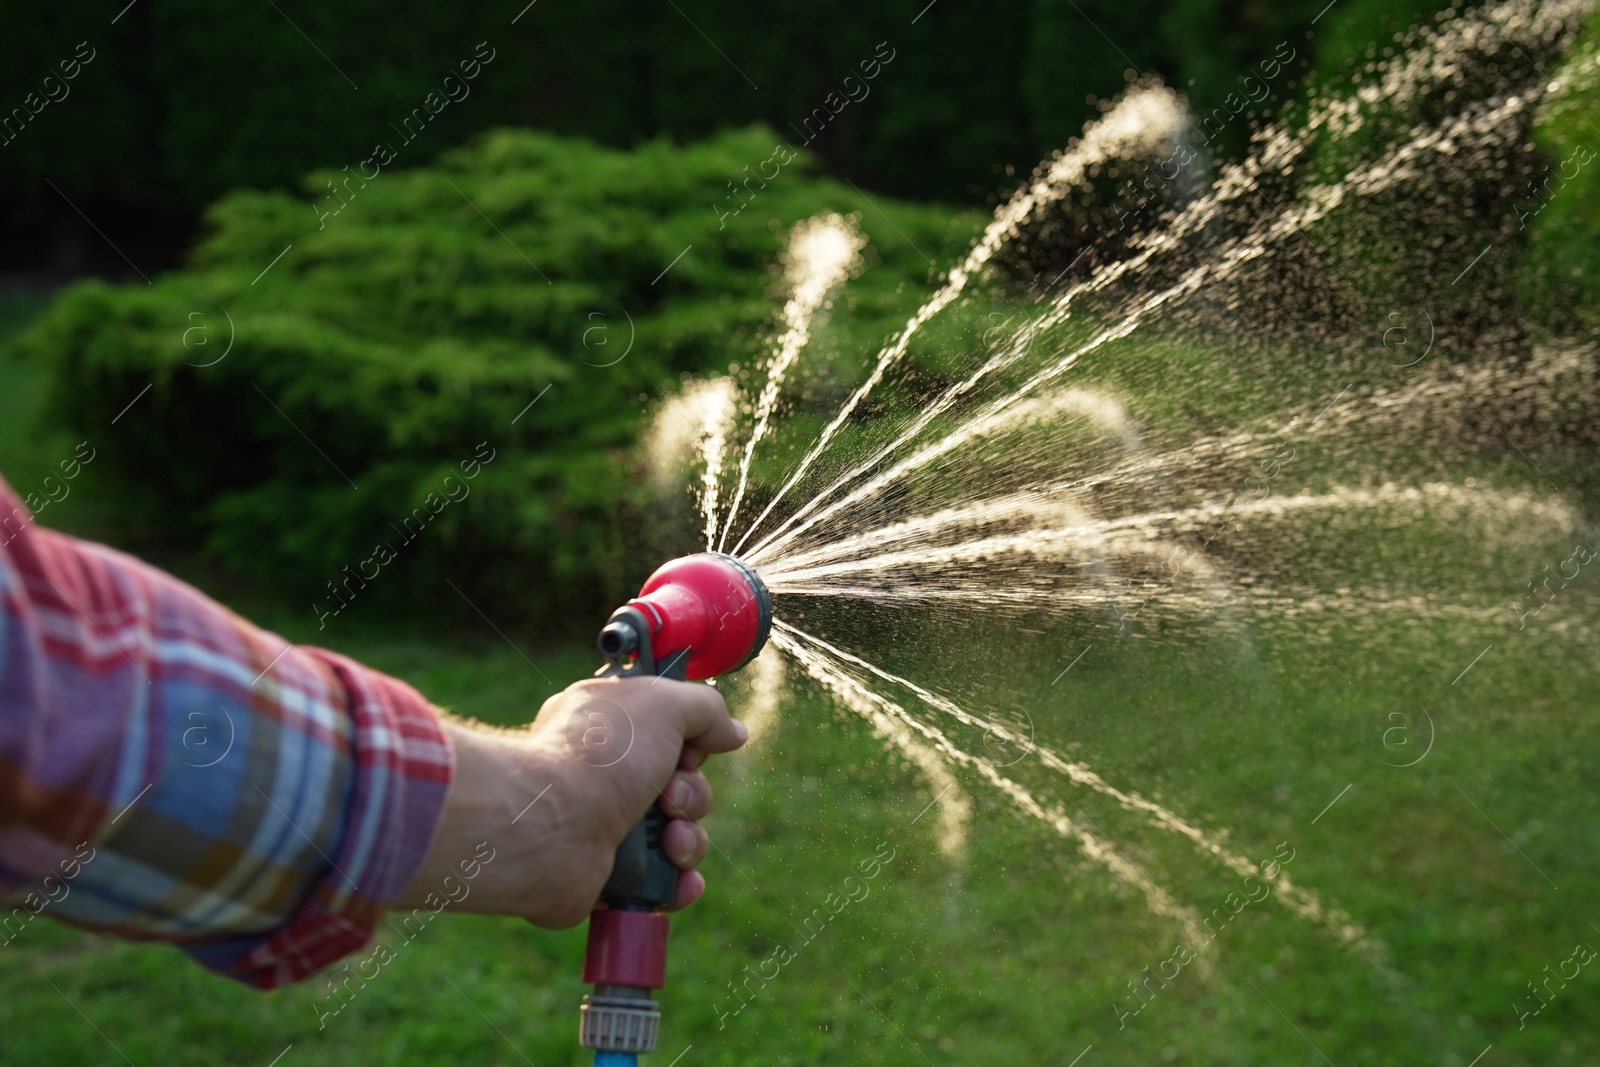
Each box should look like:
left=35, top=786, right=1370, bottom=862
left=1523, top=13, right=1600, bottom=332
left=9, top=1, right=1600, bottom=628
left=8, top=127, right=978, bottom=630
left=2, top=0, right=1455, bottom=276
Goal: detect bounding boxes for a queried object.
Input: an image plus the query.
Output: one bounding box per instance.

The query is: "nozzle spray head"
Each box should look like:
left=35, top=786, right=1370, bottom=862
left=597, top=552, right=772, bottom=681
left=580, top=553, right=772, bottom=1060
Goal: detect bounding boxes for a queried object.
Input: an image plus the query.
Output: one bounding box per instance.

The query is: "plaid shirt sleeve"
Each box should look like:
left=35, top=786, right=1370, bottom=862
left=0, top=476, right=454, bottom=988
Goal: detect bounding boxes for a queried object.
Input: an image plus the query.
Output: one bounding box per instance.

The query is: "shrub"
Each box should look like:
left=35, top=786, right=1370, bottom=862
left=10, top=127, right=976, bottom=633
left=1522, top=10, right=1600, bottom=334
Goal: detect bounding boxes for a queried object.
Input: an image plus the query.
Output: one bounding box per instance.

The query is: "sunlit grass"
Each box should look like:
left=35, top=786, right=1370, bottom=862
left=3, top=603, right=1597, bottom=1065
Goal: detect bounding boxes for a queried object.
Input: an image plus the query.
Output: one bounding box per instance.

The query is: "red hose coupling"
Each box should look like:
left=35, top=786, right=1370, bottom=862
left=583, top=908, right=670, bottom=989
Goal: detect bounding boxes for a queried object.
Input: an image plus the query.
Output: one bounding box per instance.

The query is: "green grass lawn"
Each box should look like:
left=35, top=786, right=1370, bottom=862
left=4, top=610, right=1598, bottom=1067
left=3, top=290, right=1599, bottom=1066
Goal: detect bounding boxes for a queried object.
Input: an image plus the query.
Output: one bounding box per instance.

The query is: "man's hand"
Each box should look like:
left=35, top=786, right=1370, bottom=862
left=395, top=677, right=748, bottom=927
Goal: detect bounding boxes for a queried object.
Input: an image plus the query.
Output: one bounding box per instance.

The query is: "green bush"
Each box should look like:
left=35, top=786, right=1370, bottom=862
left=1282, top=1, right=1586, bottom=361
left=10, top=127, right=977, bottom=632
left=1523, top=10, right=1600, bottom=334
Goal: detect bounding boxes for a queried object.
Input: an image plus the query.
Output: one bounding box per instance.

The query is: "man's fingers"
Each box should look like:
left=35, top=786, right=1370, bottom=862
left=678, top=746, right=708, bottom=771
left=662, top=680, right=747, bottom=754
left=661, top=770, right=712, bottom=821
left=662, top=818, right=707, bottom=869
left=668, top=869, right=706, bottom=911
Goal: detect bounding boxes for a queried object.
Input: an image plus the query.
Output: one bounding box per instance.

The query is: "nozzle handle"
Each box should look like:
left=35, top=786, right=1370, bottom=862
left=602, top=801, right=677, bottom=905
left=593, top=605, right=684, bottom=908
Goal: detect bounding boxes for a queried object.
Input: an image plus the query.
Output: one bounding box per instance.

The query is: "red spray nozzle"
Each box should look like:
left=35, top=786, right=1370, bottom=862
left=597, top=552, right=773, bottom=680
left=580, top=553, right=773, bottom=1059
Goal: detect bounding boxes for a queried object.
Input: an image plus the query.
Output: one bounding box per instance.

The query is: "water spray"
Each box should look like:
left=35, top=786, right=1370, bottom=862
left=579, top=552, right=773, bottom=1067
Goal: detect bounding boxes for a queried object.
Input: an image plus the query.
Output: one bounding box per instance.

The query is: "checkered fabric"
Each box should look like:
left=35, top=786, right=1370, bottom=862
left=0, top=476, right=453, bottom=988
